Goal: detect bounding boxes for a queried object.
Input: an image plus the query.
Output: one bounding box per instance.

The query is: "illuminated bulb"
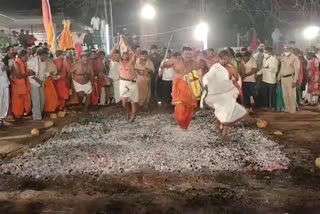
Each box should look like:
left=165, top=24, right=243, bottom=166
left=141, top=4, right=156, bottom=20
left=303, top=26, right=320, bottom=40
left=194, top=22, right=209, bottom=41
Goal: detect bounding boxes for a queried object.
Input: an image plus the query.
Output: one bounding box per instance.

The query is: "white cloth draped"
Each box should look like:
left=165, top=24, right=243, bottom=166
left=202, top=63, right=246, bottom=124
left=120, top=80, right=138, bottom=103
left=73, top=80, right=92, bottom=95
left=0, top=61, right=9, bottom=88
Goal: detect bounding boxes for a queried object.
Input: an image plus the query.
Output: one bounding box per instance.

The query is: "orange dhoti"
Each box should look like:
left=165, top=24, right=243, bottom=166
left=11, top=58, right=31, bottom=118
left=11, top=86, right=31, bottom=118
left=172, top=77, right=198, bottom=129
left=54, top=77, right=69, bottom=110
left=91, top=81, right=100, bottom=105
left=44, top=79, right=59, bottom=113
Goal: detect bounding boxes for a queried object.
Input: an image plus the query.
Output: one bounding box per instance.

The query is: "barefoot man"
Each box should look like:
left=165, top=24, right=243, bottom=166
left=118, top=36, right=138, bottom=122
left=11, top=50, right=34, bottom=120
left=0, top=57, right=9, bottom=127
left=162, top=47, right=200, bottom=130
left=135, top=50, right=154, bottom=108
left=201, top=50, right=247, bottom=144
left=54, top=51, right=70, bottom=111
left=70, top=53, right=94, bottom=111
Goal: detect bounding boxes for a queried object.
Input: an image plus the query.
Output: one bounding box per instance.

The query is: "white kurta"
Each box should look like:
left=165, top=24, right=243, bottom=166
left=27, top=57, right=46, bottom=120
left=202, top=63, right=246, bottom=124
left=109, top=61, right=121, bottom=103
left=0, top=61, right=9, bottom=119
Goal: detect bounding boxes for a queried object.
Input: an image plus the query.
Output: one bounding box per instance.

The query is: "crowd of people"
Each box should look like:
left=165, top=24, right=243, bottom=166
left=0, top=34, right=319, bottom=143
left=0, top=29, right=38, bottom=48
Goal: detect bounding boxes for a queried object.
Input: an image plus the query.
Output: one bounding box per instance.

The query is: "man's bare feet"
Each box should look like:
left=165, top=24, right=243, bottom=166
left=6, top=115, right=15, bottom=122
left=126, top=112, right=131, bottom=121
left=3, top=120, right=13, bottom=126
left=221, top=126, right=229, bottom=145
left=83, top=106, right=89, bottom=112
left=129, top=113, right=136, bottom=122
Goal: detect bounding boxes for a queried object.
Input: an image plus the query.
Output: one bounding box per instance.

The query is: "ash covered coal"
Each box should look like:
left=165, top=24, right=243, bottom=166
left=0, top=111, right=290, bottom=179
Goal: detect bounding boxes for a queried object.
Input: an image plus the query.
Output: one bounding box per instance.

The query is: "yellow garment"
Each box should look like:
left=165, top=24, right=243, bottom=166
left=186, top=70, right=202, bottom=100
left=58, top=19, right=74, bottom=51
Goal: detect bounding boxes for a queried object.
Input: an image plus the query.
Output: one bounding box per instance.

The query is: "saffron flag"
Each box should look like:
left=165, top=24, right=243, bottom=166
left=42, top=0, right=56, bottom=53
left=250, top=31, right=258, bottom=52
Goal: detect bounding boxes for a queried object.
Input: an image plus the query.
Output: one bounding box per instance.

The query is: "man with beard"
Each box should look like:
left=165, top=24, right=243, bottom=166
left=162, top=47, right=200, bottom=130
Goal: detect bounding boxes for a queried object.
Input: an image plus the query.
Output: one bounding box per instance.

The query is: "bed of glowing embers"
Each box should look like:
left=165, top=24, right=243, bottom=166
left=0, top=111, right=289, bottom=179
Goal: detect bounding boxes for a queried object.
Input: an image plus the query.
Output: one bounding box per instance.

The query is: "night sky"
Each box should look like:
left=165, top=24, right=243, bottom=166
left=0, top=0, right=41, bottom=10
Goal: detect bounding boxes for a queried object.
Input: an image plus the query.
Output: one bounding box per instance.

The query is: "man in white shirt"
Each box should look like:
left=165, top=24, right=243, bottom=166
left=159, top=50, right=174, bottom=107
left=27, top=49, right=48, bottom=120
left=0, top=58, right=10, bottom=126
left=91, top=16, right=100, bottom=31
left=242, top=51, right=258, bottom=111
left=253, top=42, right=266, bottom=70
left=108, top=49, right=121, bottom=104
left=257, top=47, right=279, bottom=110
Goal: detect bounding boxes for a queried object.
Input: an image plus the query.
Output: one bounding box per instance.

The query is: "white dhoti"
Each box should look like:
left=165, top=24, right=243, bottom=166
left=202, top=63, right=246, bottom=124
left=73, top=80, right=92, bottom=95
left=0, top=87, right=9, bottom=119
left=205, top=88, right=246, bottom=124
left=112, top=79, right=121, bottom=103
left=30, top=84, right=45, bottom=121
left=120, top=79, right=139, bottom=103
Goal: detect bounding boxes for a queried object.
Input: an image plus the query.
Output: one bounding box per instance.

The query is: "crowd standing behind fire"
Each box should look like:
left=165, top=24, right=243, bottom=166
left=0, top=29, right=319, bottom=130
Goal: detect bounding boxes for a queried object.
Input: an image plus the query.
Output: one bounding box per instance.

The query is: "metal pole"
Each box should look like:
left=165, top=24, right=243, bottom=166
left=109, top=0, right=114, bottom=45
left=104, top=0, right=110, bottom=53
left=104, top=0, right=108, bottom=26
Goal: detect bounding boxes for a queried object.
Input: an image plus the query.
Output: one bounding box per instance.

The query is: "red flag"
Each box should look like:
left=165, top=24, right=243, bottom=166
left=42, top=0, right=55, bottom=52
left=250, top=31, right=258, bottom=51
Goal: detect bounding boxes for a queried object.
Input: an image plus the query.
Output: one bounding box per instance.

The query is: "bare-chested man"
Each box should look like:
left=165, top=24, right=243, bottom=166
left=116, top=36, right=138, bottom=122
left=162, top=47, right=200, bottom=129
left=70, top=53, right=94, bottom=111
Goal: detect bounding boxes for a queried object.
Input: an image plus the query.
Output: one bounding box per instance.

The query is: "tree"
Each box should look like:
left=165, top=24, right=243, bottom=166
left=53, top=0, right=320, bottom=46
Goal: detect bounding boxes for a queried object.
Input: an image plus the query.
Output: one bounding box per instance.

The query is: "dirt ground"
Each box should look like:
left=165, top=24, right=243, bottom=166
left=0, top=106, right=320, bottom=214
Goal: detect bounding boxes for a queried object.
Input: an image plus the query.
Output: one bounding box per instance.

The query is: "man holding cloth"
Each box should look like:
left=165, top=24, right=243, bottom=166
left=257, top=47, right=279, bottom=110
left=27, top=49, right=48, bottom=120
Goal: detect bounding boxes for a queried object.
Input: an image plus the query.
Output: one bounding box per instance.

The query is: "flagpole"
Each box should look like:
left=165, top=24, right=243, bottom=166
left=109, top=0, right=114, bottom=45
left=104, top=0, right=110, bottom=54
